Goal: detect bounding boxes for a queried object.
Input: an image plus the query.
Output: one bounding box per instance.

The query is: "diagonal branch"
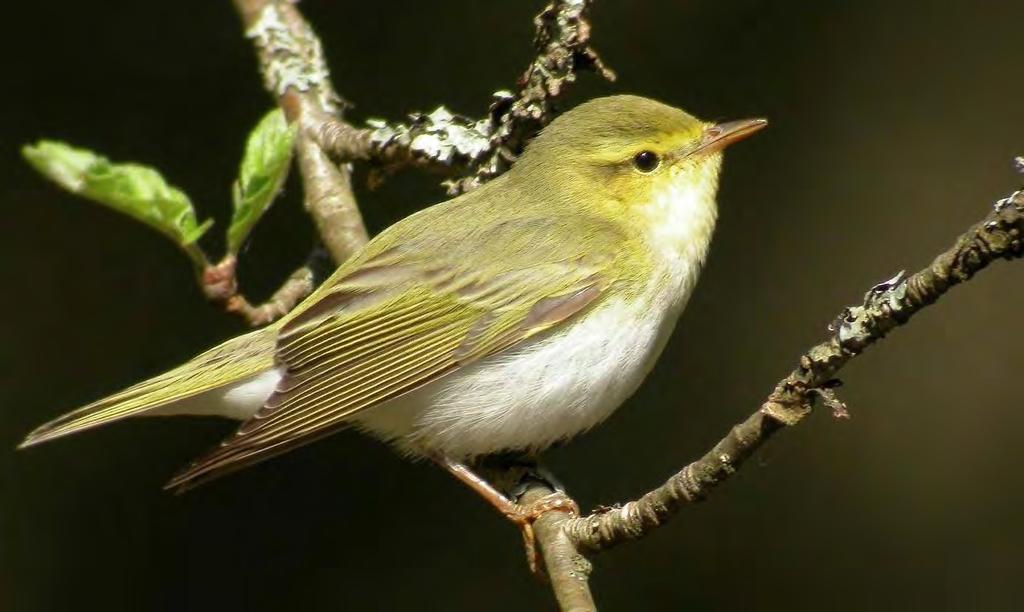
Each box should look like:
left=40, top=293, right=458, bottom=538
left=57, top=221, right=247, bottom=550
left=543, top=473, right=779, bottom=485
left=518, top=185, right=1023, bottom=594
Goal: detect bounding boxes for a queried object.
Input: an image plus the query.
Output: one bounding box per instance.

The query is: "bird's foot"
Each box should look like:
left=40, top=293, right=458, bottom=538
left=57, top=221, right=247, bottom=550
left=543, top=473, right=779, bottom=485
left=431, top=455, right=580, bottom=576
left=504, top=491, right=581, bottom=524
left=503, top=491, right=580, bottom=576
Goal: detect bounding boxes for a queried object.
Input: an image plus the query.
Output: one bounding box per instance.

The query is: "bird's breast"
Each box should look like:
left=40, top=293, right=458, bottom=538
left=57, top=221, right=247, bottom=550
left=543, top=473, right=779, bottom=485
left=353, top=269, right=697, bottom=459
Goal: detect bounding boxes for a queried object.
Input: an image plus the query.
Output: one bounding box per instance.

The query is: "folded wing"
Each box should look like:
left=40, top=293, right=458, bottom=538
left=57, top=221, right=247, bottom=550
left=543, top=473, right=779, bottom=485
left=166, top=214, right=622, bottom=491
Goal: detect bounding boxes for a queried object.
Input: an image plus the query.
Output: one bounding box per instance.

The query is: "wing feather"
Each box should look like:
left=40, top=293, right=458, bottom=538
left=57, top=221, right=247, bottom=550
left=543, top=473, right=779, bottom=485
left=166, top=214, right=625, bottom=491
left=241, top=321, right=467, bottom=437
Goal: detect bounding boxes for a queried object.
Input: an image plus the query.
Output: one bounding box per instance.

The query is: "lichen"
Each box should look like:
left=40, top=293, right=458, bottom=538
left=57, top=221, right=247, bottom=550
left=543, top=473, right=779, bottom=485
left=365, top=105, right=496, bottom=195
left=995, top=189, right=1022, bottom=212
left=246, top=4, right=333, bottom=110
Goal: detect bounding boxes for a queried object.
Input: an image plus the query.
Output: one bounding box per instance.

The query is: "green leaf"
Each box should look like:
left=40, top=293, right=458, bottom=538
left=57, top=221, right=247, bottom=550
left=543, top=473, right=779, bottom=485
left=22, top=141, right=212, bottom=266
left=227, top=108, right=297, bottom=253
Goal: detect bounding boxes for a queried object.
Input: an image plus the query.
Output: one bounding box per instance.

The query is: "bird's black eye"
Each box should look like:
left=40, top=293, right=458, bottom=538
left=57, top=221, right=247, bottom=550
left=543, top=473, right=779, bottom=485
left=632, top=150, right=660, bottom=173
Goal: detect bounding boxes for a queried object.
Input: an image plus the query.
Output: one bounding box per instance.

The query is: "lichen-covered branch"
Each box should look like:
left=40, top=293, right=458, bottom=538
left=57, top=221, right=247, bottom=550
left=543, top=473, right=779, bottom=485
left=218, top=0, right=612, bottom=334
left=362, top=106, right=497, bottom=191
left=311, top=0, right=615, bottom=195
left=234, top=0, right=368, bottom=263
left=461, top=0, right=615, bottom=193
left=549, top=186, right=1024, bottom=556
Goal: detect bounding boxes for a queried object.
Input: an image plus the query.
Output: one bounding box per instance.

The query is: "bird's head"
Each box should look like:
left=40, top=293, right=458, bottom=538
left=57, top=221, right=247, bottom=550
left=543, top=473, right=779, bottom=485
left=511, top=95, right=765, bottom=254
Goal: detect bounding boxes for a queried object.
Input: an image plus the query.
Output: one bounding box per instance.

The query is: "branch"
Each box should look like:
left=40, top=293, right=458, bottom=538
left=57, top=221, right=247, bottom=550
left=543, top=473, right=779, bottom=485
left=201, top=244, right=332, bottom=327
left=500, top=186, right=1024, bottom=609
left=521, top=487, right=597, bottom=612
left=310, top=0, right=615, bottom=195
left=533, top=186, right=1022, bottom=560
left=226, top=264, right=314, bottom=326
left=462, top=0, right=615, bottom=193
left=234, top=0, right=368, bottom=263
left=215, top=0, right=612, bottom=329
left=191, top=0, right=373, bottom=326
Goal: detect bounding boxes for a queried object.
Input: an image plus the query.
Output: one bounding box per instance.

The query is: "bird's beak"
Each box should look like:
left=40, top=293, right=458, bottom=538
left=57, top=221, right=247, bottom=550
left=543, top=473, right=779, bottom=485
left=691, top=118, right=768, bottom=156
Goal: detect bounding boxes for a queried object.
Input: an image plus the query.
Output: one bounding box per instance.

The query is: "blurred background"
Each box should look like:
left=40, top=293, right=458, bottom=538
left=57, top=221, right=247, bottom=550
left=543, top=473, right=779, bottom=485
left=3, top=1, right=1024, bottom=610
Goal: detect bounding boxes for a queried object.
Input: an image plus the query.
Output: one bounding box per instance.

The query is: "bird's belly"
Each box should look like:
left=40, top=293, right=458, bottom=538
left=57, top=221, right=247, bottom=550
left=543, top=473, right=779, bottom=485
left=350, top=297, right=679, bottom=459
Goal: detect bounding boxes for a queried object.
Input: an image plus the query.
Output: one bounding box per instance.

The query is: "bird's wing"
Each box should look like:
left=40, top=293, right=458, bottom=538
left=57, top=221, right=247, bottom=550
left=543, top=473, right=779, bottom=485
left=166, top=214, right=624, bottom=490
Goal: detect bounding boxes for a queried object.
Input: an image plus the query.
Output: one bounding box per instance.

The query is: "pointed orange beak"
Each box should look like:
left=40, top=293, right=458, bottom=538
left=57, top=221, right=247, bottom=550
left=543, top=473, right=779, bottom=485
left=693, top=118, right=768, bottom=155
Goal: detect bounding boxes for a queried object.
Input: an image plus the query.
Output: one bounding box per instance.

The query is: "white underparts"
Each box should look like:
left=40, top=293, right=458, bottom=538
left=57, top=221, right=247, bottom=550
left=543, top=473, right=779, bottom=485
left=351, top=292, right=688, bottom=459
left=353, top=159, right=723, bottom=459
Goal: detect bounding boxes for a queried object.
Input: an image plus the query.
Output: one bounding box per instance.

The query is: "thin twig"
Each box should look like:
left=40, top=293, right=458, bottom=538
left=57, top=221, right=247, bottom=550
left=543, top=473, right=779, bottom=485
left=225, top=265, right=315, bottom=327
left=200, top=243, right=332, bottom=327
left=196, top=0, right=372, bottom=326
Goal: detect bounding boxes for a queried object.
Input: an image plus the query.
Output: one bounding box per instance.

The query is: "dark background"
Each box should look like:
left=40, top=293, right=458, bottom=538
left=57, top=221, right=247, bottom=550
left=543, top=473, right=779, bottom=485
left=3, top=1, right=1024, bottom=610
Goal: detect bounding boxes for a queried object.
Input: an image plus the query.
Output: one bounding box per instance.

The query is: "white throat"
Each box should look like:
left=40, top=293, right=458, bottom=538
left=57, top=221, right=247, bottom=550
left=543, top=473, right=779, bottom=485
left=645, top=158, right=721, bottom=266
left=641, top=157, right=722, bottom=316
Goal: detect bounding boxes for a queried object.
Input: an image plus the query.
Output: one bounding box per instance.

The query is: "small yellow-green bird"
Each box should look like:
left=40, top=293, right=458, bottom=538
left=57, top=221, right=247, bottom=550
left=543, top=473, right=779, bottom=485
left=20, top=95, right=764, bottom=523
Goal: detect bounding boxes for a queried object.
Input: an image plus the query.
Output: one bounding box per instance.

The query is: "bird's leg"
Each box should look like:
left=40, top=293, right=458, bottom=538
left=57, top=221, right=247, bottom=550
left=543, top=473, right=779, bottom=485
left=433, top=455, right=579, bottom=574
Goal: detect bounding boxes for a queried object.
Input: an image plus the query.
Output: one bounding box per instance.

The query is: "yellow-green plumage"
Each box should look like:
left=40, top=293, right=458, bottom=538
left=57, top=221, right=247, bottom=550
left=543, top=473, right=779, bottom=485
left=166, top=205, right=629, bottom=487
left=20, top=327, right=276, bottom=446
left=21, top=95, right=766, bottom=492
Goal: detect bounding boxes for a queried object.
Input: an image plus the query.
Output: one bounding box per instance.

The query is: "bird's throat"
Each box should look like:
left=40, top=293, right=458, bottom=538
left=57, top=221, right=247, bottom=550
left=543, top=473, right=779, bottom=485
left=643, top=159, right=721, bottom=273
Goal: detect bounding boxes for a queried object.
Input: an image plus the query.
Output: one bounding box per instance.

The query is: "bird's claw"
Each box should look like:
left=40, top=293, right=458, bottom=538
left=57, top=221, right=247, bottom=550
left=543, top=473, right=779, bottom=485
left=503, top=491, right=580, bottom=576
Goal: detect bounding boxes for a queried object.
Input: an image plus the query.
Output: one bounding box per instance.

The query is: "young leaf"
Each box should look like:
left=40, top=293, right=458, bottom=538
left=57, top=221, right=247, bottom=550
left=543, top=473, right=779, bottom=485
left=22, top=141, right=212, bottom=266
left=227, top=108, right=297, bottom=254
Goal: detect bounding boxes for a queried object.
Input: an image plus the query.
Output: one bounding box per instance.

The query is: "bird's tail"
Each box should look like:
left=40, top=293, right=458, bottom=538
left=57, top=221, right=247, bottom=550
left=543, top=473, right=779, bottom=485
left=19, top=326, right=278, bottom=448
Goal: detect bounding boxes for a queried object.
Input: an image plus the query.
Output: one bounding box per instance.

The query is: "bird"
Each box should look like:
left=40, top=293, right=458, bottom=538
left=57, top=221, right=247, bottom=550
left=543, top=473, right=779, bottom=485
left=19, top=94, right=765, bottom=530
